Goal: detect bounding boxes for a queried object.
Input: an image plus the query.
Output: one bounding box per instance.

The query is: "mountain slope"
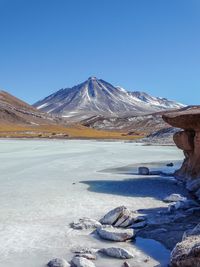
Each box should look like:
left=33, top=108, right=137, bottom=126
left=34, top=77, right=184, bottom=120
left=0, top=90, right=61, bottom=125
left=81, top=113, right=169, bottom=134
left=0, top=90, right=143, bottom=140
left=0, top=90, right=36, bottom=111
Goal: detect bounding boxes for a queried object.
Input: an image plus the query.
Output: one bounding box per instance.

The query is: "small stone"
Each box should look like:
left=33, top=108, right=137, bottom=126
left=71, top=256, right=96, bottom=267
left=47, top=258, right=70, bottom=267
left=163, top=193, right=186, bottom=203
left=100, top=206, right=140, bottom=228
left=166, top=162, right=174, bottom=167
left=144, top=257, right=150, bottom=262
left=115, top=213, right=144, bottom=228
left=96, top=225, right=135, bottom=241
left=138, top=167, right=149, bottom=175
left=123, top=262, right=131, bottom=267
left=70, top=218, right=102, bottom=230
left=99, top=247, right=134, bottom=259
left=100, top=206, right=128, bottom=225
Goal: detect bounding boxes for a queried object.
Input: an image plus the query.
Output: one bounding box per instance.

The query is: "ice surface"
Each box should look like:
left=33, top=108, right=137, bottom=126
left=0, top=140, right=183, bottom=267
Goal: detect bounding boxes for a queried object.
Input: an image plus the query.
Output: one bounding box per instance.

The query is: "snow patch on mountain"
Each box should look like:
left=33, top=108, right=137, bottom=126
left=34, top=77, right=185, bottom=120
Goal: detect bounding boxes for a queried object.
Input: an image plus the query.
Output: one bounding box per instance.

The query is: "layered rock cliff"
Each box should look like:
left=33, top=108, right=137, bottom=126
left=163, top=108, right=200, bottom=267
left=163, top=107, right=200, bottom=200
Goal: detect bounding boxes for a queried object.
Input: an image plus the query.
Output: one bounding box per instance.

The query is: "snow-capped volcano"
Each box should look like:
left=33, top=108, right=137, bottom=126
left=34, top=77, right=184, bottom=120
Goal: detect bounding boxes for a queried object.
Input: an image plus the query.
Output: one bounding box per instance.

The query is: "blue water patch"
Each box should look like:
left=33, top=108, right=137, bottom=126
left=134, top=237, right=170, bottom=267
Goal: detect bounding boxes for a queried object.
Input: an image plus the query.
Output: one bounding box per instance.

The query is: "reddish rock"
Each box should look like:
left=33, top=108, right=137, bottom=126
left=171, top=235, right=200, bottom=267
left=163, top=109, right=200, bottom=188
left=173, top=131, right=194, bottom=151
left=163, top=108, right=200, bottom=130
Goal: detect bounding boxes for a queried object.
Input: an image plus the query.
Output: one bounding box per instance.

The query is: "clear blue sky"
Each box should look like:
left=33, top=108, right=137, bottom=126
left=0, top=0, right=199, bottom=105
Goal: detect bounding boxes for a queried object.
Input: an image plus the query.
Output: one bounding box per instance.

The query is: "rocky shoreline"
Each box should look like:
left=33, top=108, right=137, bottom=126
left=47, top=107, right=200, bottom=267
left=46, top=164, right=200, bottom=267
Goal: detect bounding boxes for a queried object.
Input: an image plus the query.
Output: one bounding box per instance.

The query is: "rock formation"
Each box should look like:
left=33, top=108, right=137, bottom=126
left=99, top=206, right=145, bottom=227
left=163, top=109, right=200, bottom=266
left=163, top=109, right=200, bottom=182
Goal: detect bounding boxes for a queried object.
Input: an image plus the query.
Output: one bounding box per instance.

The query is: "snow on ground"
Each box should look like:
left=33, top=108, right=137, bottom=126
left=0, top=140, right=184, bottom=267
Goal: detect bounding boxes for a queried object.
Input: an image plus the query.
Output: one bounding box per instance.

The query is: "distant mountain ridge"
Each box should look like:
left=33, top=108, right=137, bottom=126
left=34, top=77, right=184, bottom=120
left=0, top=90, right=62, bottom=125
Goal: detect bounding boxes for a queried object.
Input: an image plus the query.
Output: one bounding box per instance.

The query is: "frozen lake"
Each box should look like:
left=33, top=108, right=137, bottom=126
left=0, top=139, right=184, bottom=267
